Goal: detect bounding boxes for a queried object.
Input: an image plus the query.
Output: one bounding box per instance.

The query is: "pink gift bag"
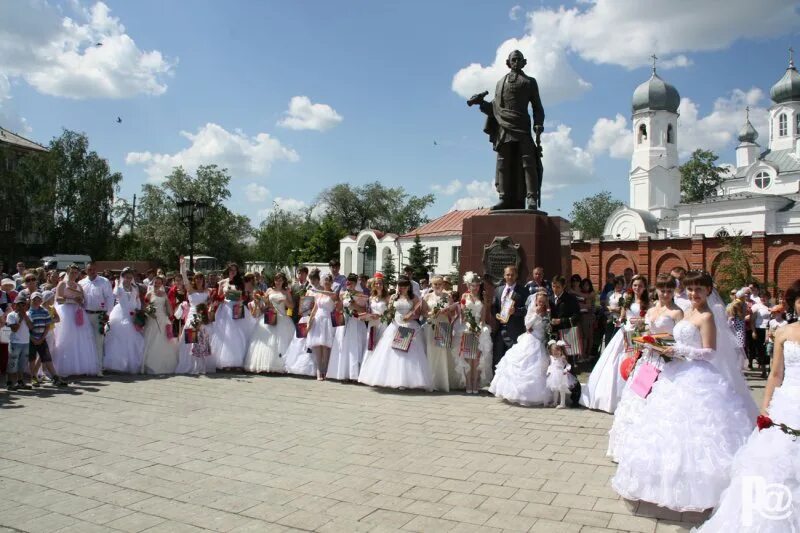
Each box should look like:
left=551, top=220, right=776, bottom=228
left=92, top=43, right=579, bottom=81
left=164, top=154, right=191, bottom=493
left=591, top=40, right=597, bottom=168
left=630, top=362, right=660, bottom=398
left=74, top=308, right=84, bottom=327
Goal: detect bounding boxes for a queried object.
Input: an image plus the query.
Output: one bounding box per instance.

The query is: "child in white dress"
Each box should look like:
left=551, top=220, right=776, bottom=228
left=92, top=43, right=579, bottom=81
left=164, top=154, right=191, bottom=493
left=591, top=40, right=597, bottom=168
left=546, top=340, right=576, bottom=408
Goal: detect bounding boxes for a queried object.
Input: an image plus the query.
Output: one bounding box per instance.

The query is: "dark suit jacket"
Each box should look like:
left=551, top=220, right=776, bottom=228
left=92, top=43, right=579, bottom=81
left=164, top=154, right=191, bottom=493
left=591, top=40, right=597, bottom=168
left=492, top=283, right=528, bottom=346
left=549, top=291, right=581, bottom=332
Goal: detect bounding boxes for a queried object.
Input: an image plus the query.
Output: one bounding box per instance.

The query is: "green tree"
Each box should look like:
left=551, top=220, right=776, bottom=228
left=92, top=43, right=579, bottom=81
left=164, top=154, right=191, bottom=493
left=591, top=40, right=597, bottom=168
left=251, top=206, right=313, bottom=269
left=715, top=232, right=757, bottom=299
left=303, top=214, right=346, bottom=262
left=405, top=234, right=432, bottom=280
left=134, top=165, right=252, bottom=267
left=569, top=191, right=624, bottom=239
left=318, top=182, right=434, bottom=235
left=382, top=249, right=397, bottom=286
left=680, top=149, right=725, bottom=203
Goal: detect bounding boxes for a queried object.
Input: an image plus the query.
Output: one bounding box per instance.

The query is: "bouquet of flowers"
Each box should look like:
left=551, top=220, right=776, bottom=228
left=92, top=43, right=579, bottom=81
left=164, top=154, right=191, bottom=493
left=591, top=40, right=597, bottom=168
left=380, top=302, right=395, bottom=325
left=190, top=303, right=209, bottom=330
left=225, top=288, right=242, bottom=301
left=98, top=312, right=109, bottom=335
left=429, top=296, right=447, bottom=319
left=622, top=289, right=635, bottom=310
left=463, top=305, right=480, bottom=334
left=756, top=414, right=800, bottom=437
left=145, top=302, right=158, bottom=318
left=133, top=309, right=147, bottom=333
left=343, top=290, right=358, bottom=318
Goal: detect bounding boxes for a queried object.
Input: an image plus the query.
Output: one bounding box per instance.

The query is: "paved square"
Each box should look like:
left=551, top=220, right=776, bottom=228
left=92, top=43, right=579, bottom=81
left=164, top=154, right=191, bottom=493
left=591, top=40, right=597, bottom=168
left=1, top=373, right=763, bottom=532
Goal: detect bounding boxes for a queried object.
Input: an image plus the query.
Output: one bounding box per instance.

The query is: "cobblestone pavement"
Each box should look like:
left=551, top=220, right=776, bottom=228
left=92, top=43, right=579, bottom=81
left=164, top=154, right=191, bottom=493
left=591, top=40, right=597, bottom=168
left=0, top=372, right=765, bottom=533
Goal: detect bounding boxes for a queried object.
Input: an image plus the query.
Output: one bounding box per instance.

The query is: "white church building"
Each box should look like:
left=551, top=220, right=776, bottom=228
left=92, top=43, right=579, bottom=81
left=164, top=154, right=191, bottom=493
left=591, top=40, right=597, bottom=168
left=605, top=53, right=800, bottom=240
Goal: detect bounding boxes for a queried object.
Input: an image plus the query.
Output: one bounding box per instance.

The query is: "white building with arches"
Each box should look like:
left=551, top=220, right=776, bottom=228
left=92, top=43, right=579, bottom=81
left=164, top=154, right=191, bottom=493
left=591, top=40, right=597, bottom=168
left=604, top=53, right=800, bottom=240
left=338, top=209, right=487, bottom=277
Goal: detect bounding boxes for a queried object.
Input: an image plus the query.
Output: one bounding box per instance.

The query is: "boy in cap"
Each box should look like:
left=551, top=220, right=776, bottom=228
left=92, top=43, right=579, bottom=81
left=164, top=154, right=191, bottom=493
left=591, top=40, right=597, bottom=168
left=28, top=292, right=67, bottom=387
left=6, top=294, right=33, bottom=390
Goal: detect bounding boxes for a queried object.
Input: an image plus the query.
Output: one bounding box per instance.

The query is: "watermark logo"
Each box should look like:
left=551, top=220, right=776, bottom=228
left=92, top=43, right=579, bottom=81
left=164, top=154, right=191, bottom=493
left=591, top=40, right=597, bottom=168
left=742, top=475, right=793, bottom=526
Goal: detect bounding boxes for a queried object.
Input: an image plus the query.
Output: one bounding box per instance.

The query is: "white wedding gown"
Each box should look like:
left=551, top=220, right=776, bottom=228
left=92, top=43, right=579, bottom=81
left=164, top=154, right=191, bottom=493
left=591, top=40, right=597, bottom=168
left=452, top=297, right=493, bottom=389
left=580, top=302, right=640, bottom=413
left=362, top=298, right=388, bottom=364
left=358, top=298, right=433, bottom=391
left=53, top=300, right=99, bottom=377
left=696, top=339, right=800, bottom=531
left=489, top=309, right=550, bottom=406
left=283, top=294, right=317, bottom=377
left=327, top=292, right=367, bottom=380
left=244, top=292, right=293, bottom=373
left=611, top=320, right=755, bottom=512
left=606, top=314, right=675, bottom=462
left=104, top=285, right=145, bottom=373
left=142, top=294, right=178, bottom=374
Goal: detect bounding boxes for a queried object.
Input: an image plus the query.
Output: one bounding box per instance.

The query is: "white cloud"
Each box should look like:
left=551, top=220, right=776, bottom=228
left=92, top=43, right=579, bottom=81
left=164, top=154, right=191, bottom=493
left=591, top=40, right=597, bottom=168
left=0, top=75, right=31, bottom=135
left=256, top=196, right=309, bottom=221
left=509, top=5, right=522, bottom=20
left=244, top=183, right=270, bottom=202
left=0, top=1, right=174, bottom=99
left=528, top=0, right=800, bottom=70
left=450, top=180, right=496, bottom=211
left=278, top=96, right=343, bottom=131
left=588, top=113, right=633, bottom=159
left=126, top=123, right=299, bottom=183
left=677, top=88, right=769, bottom=158
left=431, top=179, right=463, bottom=195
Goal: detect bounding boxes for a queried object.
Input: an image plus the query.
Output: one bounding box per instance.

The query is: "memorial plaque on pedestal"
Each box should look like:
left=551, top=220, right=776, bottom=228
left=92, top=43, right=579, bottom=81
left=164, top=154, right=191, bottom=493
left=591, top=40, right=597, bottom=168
left=483, top=237, right=522, bottom=284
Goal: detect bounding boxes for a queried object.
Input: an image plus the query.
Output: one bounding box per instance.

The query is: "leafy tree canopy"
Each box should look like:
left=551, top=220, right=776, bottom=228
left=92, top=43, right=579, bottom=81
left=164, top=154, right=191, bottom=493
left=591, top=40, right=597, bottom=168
left=569, top=191, right=624, bottom=240
left=680, top=149, right=725, bottom=203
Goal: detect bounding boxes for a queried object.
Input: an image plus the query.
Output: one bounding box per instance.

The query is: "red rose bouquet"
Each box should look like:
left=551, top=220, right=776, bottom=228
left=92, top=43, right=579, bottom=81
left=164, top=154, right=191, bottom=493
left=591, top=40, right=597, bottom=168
left=756, top=414, right=800, bottom=437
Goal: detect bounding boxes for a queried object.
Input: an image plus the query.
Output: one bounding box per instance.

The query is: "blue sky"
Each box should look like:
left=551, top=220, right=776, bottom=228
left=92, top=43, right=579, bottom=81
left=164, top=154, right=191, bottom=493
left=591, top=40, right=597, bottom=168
left=2, top=0, right=799, bottom=225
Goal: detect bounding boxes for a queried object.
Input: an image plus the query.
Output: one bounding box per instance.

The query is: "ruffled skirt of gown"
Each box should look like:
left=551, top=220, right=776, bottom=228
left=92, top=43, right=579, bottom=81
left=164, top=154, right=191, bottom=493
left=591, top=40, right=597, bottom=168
left=53, top=303, right=99, bottom=377
left=142, top=316, right=178, bottom=374
left=212, top=301, right=249, bottom=368
left=244, top=314, right=293, bottom=373
left=489, top=332, right=551, bottom=406
left=695, top=382, right=800, bottom=531
left=327, top=316, right=366, bottom=380
left=452, top=324, right=493, bottom=389
left=611, top=359, right=754, bottom=512
left=358, top=322, right=432, bottom=391
left=103, top=308, right=145, bottom=374
left=307, top=311, right=334, bottom=349
left=425, top=320, right=451, bottom=392
left=283, top=317, right=317, bottom=377
left=580, top=326, right=628, bottom=413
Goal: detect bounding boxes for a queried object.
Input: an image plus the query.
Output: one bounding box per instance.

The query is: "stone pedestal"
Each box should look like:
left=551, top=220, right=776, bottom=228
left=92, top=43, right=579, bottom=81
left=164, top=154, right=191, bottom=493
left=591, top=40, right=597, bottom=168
left=460, top=211, right=571, bottom=284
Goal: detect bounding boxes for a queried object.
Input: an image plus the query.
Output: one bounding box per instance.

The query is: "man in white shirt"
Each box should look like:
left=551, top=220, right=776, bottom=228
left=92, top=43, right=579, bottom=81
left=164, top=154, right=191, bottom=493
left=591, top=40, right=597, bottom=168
left=669, top=266, right=691, bottom=313
left=751, top=297, right=772, bottom=378
left=79, top=262, right=114, bottom=375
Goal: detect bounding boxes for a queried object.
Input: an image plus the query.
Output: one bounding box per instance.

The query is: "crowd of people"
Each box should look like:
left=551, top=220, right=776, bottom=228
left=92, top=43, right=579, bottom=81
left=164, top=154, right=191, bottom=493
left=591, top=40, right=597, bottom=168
left=1, top=256, right=798, bottom=528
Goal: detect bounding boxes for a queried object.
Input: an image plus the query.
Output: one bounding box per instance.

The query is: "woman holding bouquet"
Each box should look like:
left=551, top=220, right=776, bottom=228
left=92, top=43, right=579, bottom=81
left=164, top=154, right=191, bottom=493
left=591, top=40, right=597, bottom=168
left=212, top=263, right=249, bottom=370
left=307, top=273, right=338, bottom=380
left=175, top=258, right=213, bottom=374
left=607, top=273, right=682, bottom=462
left=423, top=276, right=456, bottom=392
left=283, top=269, right=320, bottom=377
left=244, top=272, right=294, bottom=373
left=53, top=264, right=99, bottom=377
left=612, top=270, right=757, bottom=512
left=453, top=272, right=493, bottom=393
left=142, top=275, right=178, bottom=374
left=358, top=277, right=432, bottom=391
left=104, top=267, right=145, bottom=373
left=360, top=273, right=390, bottom=363
left=697, top=279, right=800, bottom=531
left=580, top=274, right=649, bottom=413
left=327, top=274, right=368, bottom=381
left=489, top=290, right=551, bottom=404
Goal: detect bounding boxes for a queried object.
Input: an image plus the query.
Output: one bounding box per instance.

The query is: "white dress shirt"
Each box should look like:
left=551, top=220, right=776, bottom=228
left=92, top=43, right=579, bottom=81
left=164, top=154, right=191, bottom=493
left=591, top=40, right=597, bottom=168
left=79, top=275, right=115, bottom=312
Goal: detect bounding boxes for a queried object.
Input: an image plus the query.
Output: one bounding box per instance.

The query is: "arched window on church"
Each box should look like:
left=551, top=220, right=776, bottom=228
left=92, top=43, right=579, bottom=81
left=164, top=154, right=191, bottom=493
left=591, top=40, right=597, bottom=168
left=779, top=113, right=788, bottom=137
left=667, top=124, right=674, bottom=144
left=638, top=123, right=647, bottom=144
left=754, top=171, right=772, bottom=190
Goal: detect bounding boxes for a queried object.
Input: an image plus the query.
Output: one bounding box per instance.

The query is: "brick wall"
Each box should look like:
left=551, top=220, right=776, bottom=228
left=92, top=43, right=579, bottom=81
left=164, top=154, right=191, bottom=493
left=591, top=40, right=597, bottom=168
left=570, top=233, right=800, bottom=292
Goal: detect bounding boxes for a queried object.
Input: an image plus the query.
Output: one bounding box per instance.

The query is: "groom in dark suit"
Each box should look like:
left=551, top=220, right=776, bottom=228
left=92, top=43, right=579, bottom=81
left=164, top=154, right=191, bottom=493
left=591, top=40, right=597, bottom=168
left=492, top=265, right=528, bottom=368
left=549, top=275, right=582, bottom=406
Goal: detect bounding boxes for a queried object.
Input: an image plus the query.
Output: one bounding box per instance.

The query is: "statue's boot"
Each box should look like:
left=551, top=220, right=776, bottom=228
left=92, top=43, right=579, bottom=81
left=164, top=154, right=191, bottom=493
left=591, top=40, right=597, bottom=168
left=525, top=195, right=538, bottom=211
left=491, top=198, right=514, bottom=210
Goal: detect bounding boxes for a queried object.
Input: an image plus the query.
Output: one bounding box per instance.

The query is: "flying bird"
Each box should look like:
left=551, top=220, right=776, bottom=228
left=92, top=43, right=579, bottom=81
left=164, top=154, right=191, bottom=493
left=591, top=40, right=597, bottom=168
left=116, top=117, right=122, bottom=124
left=95, top=42, right=103, bottom=47
left=433, top=140, right=438, bottom=146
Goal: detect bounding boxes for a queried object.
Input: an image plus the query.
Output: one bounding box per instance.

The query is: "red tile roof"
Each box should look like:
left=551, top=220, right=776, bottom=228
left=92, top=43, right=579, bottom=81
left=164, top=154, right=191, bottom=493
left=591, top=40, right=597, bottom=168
left=401, top=208, right=490, bottom=238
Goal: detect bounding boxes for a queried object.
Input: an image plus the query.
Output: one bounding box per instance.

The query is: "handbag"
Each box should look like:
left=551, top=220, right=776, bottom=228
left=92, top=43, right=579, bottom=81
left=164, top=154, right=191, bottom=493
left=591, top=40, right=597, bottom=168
left=331, top=310, right=345, bottom=327
left=165, top=324, right=174, bottom=340
left=264, top=307, right=277, bottom=326
left=392, top=326, right=415, bottom=352
left=629, top=362, right=660, bottom=398
left=295, top=321, right=308, bottom=338
left=74, top=307, right=84, bottom=327
left=232, top=302, right=245, bottom=320
left=558, top=325, right=583, bottom=356
left=183, top=328, right=197, bottom=344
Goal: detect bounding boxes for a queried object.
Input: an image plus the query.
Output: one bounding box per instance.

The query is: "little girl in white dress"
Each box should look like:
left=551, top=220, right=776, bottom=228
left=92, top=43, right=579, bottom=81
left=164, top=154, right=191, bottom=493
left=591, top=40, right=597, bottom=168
left=307, top=274, right=337, bottom=380
left=546, top=340, right=576, bottom=408
left=489, top=290, right=550, bottom=405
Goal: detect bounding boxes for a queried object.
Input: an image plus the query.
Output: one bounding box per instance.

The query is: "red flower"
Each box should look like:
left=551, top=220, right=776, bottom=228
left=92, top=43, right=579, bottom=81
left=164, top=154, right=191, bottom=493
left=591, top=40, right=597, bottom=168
left=626, top=289, right=634, bottom=296
left=639, top=309, right=646, bottom=317
left=642, top=335, right=657, bottom=344
left=129, top=311, right=134, bottom=316
left=756, top=415, right=774, bottom=431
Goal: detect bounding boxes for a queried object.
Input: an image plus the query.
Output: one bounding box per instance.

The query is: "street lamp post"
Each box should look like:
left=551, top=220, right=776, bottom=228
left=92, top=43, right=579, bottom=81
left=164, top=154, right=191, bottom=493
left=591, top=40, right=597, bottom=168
left=176, top=200, right=209, bottom=270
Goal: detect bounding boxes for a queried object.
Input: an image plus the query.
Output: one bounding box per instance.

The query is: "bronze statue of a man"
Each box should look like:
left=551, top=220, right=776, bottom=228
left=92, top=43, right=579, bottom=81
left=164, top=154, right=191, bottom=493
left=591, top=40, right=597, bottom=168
left=468, top=50, right=545, bottom=210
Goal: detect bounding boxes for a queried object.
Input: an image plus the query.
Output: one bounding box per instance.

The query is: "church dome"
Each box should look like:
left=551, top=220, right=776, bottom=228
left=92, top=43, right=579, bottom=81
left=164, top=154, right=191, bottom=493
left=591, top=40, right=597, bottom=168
left=737, top=119, right=758, bottom=143
left=770, top=59, right=800, bottom=104
left=632, top=72, right=680, bottom=114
